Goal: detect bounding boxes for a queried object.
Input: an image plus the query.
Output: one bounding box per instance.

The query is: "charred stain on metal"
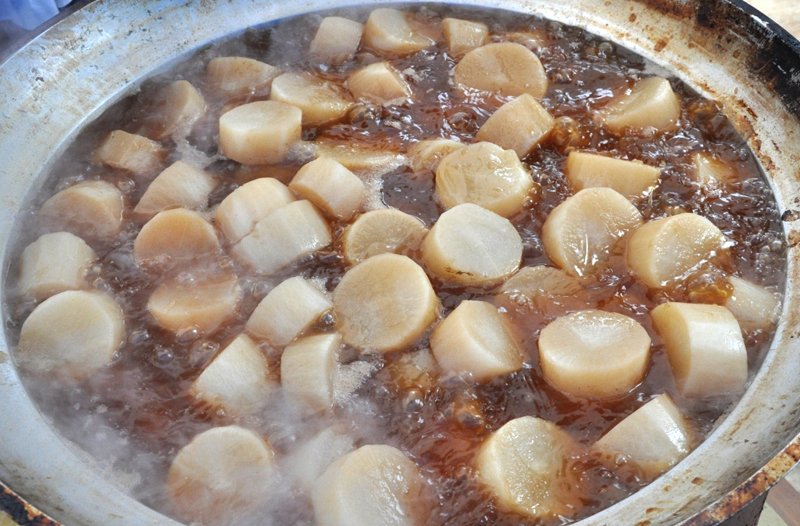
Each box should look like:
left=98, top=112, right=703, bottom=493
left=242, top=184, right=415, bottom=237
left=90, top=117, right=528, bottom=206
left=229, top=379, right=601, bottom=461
left=0, top=483, right=60, bottom=526
left=781, top=210, right=800, bottom=222
left=654, top=38, right=668, bottom=51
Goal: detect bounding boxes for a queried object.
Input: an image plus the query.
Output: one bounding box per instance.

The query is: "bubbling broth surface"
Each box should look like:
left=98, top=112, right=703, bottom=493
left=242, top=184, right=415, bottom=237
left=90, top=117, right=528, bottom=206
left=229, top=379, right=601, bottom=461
left=3, top=4, right=786, bottom=526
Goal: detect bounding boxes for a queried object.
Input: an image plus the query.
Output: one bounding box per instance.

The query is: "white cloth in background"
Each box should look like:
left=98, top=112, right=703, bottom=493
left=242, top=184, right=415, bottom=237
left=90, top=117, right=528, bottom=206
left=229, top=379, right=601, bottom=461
left=0, top=0, right=72, bottom=30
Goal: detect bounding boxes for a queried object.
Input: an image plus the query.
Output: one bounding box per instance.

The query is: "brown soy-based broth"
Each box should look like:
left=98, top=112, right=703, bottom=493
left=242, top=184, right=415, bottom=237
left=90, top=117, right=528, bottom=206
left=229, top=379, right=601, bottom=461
left=2, top=3, right=786, bottom=525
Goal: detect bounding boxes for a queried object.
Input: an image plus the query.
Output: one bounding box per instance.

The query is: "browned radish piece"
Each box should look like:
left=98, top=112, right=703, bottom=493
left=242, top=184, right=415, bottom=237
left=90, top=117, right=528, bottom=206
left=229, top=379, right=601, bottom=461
left=150, top=80, right=206, bottom=140
left=493, top=265, right=584, bottom=313
left=476, top=94, right=555, bottom=158
left=17, top=290, right=124, bottom=383
left=38, top=180, right=124, bottom=243
left=219, top=101, right=302, bottom=165
left=312, top=445, right=428, bottom=526
left=342, top=208, right=428, bottom=264
left=313, top=141, right=404, bottom=172
left=133, top=208, right=220, bottom=267
left=650, top=302, right=747, bottom=398
left=594, top=393, right=692, bottom=479
left=691, top=152, right=738, bottom=186
left=148, top=272, right=242, bottom=336
left=93, top=130, right=165, bottom=177
left=725, top=276, right=780, bottom=331
left=565, top=151, right=660, bottom=198
left=542, top=187, right=643, bottom=277
left=538, top=310, right=651, bottom=399
left=289, top=157, right=367, bottom=221
left=626, top=213, right=727, bottom=289
left=431, top=300, right=523, bottom=382
left=363, top=8, right=434, bottom=55
left=389, top=348, right=438, bottom=392
left=600, top=76, right=681, bottom=134
left=246, top=276, right=333, bottom=347
left=270, top=72, right=353, bottom=126
left=422, top=203, right=522, bottom=285
left=205, top=56, right=279, bottom=97
left=287, top=428, right=355, bottom=491
left=215, top=178, right=295, bottom=244
left=133, top=161, right=216, bottom=220
left=407, top=138, right=464, bottom=173
left=442, top=18, right=489, bottom=56
left=347, top=62, right=412, bottom=105
left=232, top=200, right=332, bottom=275
left=455, top=42, right=548, bottom=98
left=333, top=253, right=438, bottom=353
left=476, top=416, right=582, bottom=519
left=281, top=333, right=342, bottom=412
left=190, top=334, right=276, bottom=416
left=435, top=142, right=533, bottom=217
left=167, top=426, right=276, bottom=525
left=310, top=17, right=364, bottom=64
left=17, top=232, right=96, bottom=301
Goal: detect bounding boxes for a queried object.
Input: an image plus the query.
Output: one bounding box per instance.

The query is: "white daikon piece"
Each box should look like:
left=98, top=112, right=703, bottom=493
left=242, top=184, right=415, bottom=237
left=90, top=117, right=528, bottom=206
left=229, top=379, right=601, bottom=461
left=626, top=213, right=727, bottom=289
left=650, top=302, right=748, bottom=398
left=476, top=94, right=555, bottom=158
left=454, top=42, right=548, bottom=98
left=17, top=290, right=124, bottom=383
left=347, top=62, right=412, bottom=104
left=313, top=141, right=404, bottom=172
left=601, top=76, right=681, bottom=134
left=497, top=266, right=583, bottom=298
left=422, top=203, right=523, bottom=285
left=133, top=208, right=220, bottom=266
left=538, top=310, right=651, bottom=399
left=206, top=56, right=279, bottom=96
left=691, top=152, right=738, bottom=186
left=363, top=8, right=434, bottom=55
left=190, top=334, right=276, bottom=416
left=286, top=427, right=355, bottom=491
left=271, top=72, right=353, bottom=126
left=312, top=444, right=427, bottom=526
left=246, top=276, right=332, bottom=347
left=133, top=160, right=216, bottom=220
left=215, top=177, right=295, bottom=244
left=333, top=253, right=438, bottom=353
left=725, top=276, right=780, bottom=331
left=38, top=180, right=124, bottom=242
left=430, top=300, right=523, bottom=382
left=542, top=187, right=643, bottom=277
left=17, top=232, right=96, bottom=301
left=281, top=333, right=342, bottom=412
left=342, top=208, right=428, bottom=264
left=442, top=18, right=489, bottom=56
left=219, top=101, right=302, bottom=165
left=93, top=130, right=165, bottom=177
left=407, top=139, right=464, bottom=173
left=151, top=80, right=206, bottom=140
left=594, top=393, right=692, bottom=479
left=232, top=200, right=332, bottom=275
left=435, top=142, right=533, bottom=217
left=289, top=157, right=367, bottom=220
left=167, top=426, right=276, bottom=524
left=310, top=17, right=364, bottom=64
left=565, top=151, right=660, bottom=198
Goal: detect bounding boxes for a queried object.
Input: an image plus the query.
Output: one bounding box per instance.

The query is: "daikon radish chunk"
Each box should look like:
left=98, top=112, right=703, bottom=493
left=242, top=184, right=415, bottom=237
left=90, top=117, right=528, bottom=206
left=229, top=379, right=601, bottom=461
left=215, top=178, right=295, bottom=244
left=133, top=161, right=216, bottom=220
left=310, top=17, right=364, bottom=64
left=219, top=101, right=302, bottom=165
left=538, top=310, right=651, bottom=398
left=601, top=76, right=681, bottom=134
left=313, top=141, right=404, bottom=172
left=93, top=130, right=165, bottom=177
left=312, top=445, right=427, bottom=526
left=167, top=426, right=276, bottom=524
left=232, top=200, right=332, bottom=275
left=725, top=276, right=780, bottom=331
left=407, top=139, right=464, bottom=173
left=422, top=203, right=522, bottom=285
left=17, top=290, right=124, bottom=383
left=626, top=213, right=727, bottom=288
left=270, top=72, right=353, bottom=126
left=565, top=151, right=660, bottom=198
left=442, top=18, right=489, bottom=56
left=476, top=94, right=555, bottom=158
left=134, top=208, right=220, bottom=266
left=691, top=152, right=738, bottom=186
left=476, top=416, right=581, bottom=518
left=38, top=180, right=124, bottom=243
left=347, top=62, right=412, bottom=104
left=206, top=56, right=279, bottom=96
left=289, top=157, right=366, bottom=220
left=594, top=393, right=692, bottom=478
left=151, top=80, right=206, bottom=140
left=281, top=333, right=342, bottom=412
left=542, top=187, right=643, bottom=277
left=389, top=348, right=438, bottom=392
left=246, top=276, right=332, bottom=347
left=435, top=142, right=533, bottom=217
left=431, top=300, right=523, bottom=382
left=148, top=273, right=242, bottom=336
left=287, top=427, right=355, bottom=490
left=333, top=253, right=438, bottom=352
left=363, top=8, right=434, bottom=55
left=455, top=42, right=548, bottom=98
left=650, top=302, right=747, bottom=398
left=17, top=232, right=96, bottom=301
left=498, top=266, right=583, bottom=298
left=342, top=208, right=428, bottom=264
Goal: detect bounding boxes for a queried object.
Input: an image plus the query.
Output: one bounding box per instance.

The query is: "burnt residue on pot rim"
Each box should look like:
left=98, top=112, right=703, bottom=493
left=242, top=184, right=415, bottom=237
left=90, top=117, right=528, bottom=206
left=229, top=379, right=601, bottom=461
left=0, top=482, right=59, bottom=526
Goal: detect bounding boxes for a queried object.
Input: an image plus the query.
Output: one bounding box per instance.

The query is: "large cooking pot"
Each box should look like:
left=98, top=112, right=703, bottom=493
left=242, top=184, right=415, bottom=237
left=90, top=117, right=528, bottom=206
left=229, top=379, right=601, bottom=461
left=2, top=1, right=800, bottom=525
